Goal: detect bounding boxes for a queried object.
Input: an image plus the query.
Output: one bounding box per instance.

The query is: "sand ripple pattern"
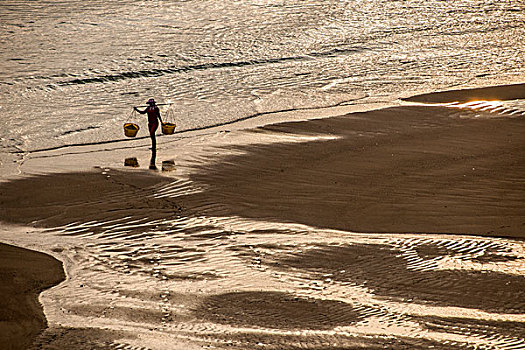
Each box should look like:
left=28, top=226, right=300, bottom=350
left=2, top=93, right=524, bottom=348
left=8, top=170, right=518, bottom=349
left=445, top=100, right=525, bottom=118
left=35, top=217, right=525, bottom=349
left=0, top=104, right=523, bottom=349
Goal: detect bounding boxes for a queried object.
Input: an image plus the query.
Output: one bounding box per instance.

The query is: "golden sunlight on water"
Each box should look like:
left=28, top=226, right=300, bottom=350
left=446, top=100, right=525, bottom=117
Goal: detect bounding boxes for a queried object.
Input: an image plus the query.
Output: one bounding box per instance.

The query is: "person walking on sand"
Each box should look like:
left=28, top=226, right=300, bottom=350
left=134, top=98, right=163, bottom=169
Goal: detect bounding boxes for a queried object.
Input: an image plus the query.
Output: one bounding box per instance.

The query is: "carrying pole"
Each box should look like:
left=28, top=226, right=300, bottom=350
left=134, top=103, right=172, bottom=108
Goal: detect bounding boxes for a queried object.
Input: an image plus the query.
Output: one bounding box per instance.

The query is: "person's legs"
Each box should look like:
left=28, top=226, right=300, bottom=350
left=149, top=134, right=157, bottom=169
left=149, top=123, right=158, bottom=169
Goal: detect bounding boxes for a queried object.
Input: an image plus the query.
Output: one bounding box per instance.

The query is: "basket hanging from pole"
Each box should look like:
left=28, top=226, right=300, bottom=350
left=161, top=105, right=176, bottom=135
left=124, top=123, right=140, bottom=137
left=123, top=109, right=140, bottom=137
left=161, top=122, right=176, bottom=135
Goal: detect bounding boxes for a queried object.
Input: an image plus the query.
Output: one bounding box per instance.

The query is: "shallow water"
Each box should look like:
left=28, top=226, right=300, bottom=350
left=1, top=0, right=524, bottom=155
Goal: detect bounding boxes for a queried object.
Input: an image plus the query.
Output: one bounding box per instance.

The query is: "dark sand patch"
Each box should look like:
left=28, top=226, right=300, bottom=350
left=183, top=104, right=525, bottom=238
left=268, top=244, right=525, bottom=313
left=404, top=83, right=525, bottom=103
left=0, top=243, right=65, bottom=350
left=196, top=291, right=362, bottom=330
left=0, top=169, right=181, bottom=232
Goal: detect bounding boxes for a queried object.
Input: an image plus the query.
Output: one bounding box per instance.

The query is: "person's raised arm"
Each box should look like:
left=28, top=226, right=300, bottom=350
left=134, top=106, right=147, bottom=114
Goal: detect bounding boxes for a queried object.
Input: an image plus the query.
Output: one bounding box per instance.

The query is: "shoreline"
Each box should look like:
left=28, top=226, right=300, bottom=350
left=403, top=83, right=525, bottom=103
left=0, top=82, right=524, bottom=349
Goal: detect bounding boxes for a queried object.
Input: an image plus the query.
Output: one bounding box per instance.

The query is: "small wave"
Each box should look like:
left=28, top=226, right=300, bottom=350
left=60, top=125, right=101, bottom=137
left=55, top=47, right=363, bottom=87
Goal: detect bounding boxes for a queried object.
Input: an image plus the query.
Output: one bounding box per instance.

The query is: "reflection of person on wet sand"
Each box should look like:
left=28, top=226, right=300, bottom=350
left=134, top=98, right=163, bottom=169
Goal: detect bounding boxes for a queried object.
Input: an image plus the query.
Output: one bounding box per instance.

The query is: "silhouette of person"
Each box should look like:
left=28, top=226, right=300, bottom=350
left=134, top=98, right=163, bottom=169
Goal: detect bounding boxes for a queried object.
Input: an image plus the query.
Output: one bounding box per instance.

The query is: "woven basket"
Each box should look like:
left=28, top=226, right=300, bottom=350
left=161, top=122, right=176, bottom=135
left=124, top=123, right=140, bottom=137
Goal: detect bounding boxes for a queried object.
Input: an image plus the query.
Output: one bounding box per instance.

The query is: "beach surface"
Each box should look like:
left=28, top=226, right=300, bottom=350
left=182, top=101, right=525, bottom=239
left=0, top=84, right=524, bottom=349
left=0, top=243, right=64, bottom=350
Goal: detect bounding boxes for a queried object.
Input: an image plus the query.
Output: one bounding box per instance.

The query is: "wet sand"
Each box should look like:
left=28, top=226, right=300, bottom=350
left=0, top=83, right=524, bottom=349
left=403, top=83, right=525, bottom=103
left=184, top=103, right=525, bottom=238
left=0, top=243, right=64, bottom=350
left=0, top=169, right=179, bottom=230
